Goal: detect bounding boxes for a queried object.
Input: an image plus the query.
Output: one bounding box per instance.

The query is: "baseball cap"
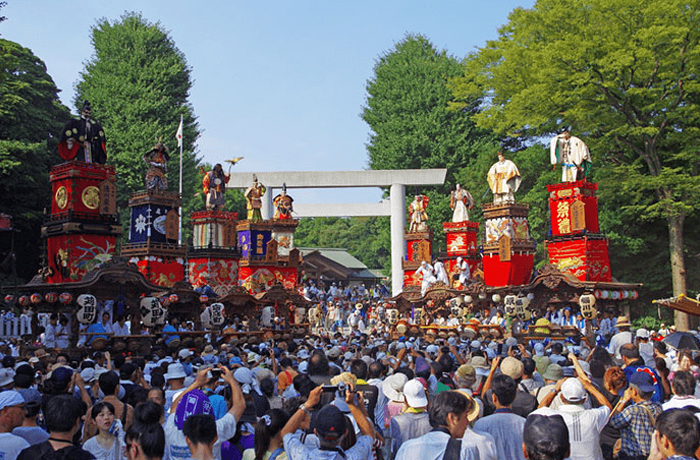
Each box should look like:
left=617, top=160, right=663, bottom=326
left=80, top=367, right=97, bottom=384
left=560, top=378, right=587, bottom=403
left=312, top=405, right=346, bottom=439
left=635, top=328, right=650, bottom=339
left=629, top=371, right=655, bottom=393
left=403, top=379, right=428, bottom=408
left=533, top=343, right=545, bottom=356
left=500, top=357, right=524, bottom=380
left=0, top=390, right=24, bottom=410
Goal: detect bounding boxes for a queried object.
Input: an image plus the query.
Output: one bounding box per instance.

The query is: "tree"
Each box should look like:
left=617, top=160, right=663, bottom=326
left=362, top=33, right=495, bottom=253
left=450, top=0, right=700, bottom=329
left=0, top=39, right=70, bottom=285
left=74, top=12, right=201, bottom=240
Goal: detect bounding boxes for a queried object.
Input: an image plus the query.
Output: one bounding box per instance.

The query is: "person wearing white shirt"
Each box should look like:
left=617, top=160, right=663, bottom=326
left=663, top=370, right=700, bottom=411
left=395, top=391, right=480, bottom=460
left=0, top=390, right=31, bottom=460
left=43, top=313, right=59, bottom=348
left=112, top=315, right=130, bottom=336
left=532, top=356, right=612, bottom=460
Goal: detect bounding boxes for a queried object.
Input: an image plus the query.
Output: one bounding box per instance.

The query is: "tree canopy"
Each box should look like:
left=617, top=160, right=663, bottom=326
left=0, top=38, right=70, bottom=284
left=450, top=0, right=700, bottom=326
left=74, top=12, right=202, bottom=239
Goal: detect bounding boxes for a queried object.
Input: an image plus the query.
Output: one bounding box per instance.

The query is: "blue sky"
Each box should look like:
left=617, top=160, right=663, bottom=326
left=2, top=1, right=534, bottom=204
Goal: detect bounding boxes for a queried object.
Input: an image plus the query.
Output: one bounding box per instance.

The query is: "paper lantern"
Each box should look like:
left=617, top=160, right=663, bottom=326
left=45, top=292, right=58, bottom=304
left=140, top=297, right=165, bottom=327
left=492, top=294, right=501, bottom=303
left=631, top=291, right=639, bottom=300
left=503, top=295, right=517, bottom=317
left=594, top=289, right=602, bottom=299
left=160, top=296, right=171, bottom=307
left=578, top=294, right=597, bottom=319
left=76, top=294, right=98, bottom=324
left=18, top=296, right=29, bottom=307
left=4, top=295, right=14, bottom=305
left=387, top=309, right=399, bottom=325
left=622, top=290, right=630, bottom=299
left=478, top=293, right=487, bottom=300
left=58, top=292, right=72, bottom=305
left=526, top=293, right=535, bottom=300
left=169, top=294, right=179, bottom=304
left=612, top=291, right=621, bottom=300
left=209, top=303, right=225, bottom=327
left=30, top=293, right=42, bottom=305
left=601, top=290, right=610, bottom=300
left=464, top=295, right=473, bottom=304
left=199, top=295, right=208, bottom=304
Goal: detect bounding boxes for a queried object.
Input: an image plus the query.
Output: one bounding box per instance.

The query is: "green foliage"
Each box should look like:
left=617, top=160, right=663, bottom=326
left=74, top=12, right=201, bottom=242
left=294, top=217, right=391, bottom=273
left=451, top=0, right=700, bottom=300
left=0, top=39, right=70, bottom=284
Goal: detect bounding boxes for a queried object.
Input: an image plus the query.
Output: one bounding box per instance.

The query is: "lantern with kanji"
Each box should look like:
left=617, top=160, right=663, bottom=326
left=76, top=294, right=98, bottom=324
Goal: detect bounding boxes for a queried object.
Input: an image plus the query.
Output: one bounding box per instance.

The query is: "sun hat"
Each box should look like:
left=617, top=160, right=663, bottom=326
left=454, top=389, right=483, bottom=422
left=165, top=362, right=187, bottom=381
left=500, top=357, right=524, bottom=380
left=178, top=349, right=194, bottom=359
left=542, top=363, right=564, bottom=382
left=382, top=373, right=408, bottom=402
left=403, top=379, right=428, bottom=408
left=635, top=328, right=650, bottom=339
left=615, top=316, right=632, bottom=328
left=0, top=368, right=15, bottom=387
left=560, top=378, right=587, bottom=403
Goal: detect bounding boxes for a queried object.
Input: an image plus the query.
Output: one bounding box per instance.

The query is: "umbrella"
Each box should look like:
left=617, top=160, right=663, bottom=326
left=662, top=331, right=699, bottom=350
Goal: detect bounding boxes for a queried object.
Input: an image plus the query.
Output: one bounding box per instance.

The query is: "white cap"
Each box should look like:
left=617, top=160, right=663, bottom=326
left=560, top=378, right=587, bottom=403
left=403, top=379, right=428, bottom=408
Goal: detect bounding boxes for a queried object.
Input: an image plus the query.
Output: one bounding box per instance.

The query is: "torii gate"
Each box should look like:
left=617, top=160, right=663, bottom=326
left=226, top=169, right=447, bottom=295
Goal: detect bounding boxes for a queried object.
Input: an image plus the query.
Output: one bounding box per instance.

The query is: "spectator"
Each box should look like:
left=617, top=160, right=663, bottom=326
left=455, top=390, right=497, bottom=460
left=0, top=391, right=30, bottom=460
left=648, top=408, right=699, bottom=460
left=390, top=379, right=431, bottom=454
left=183, top=414, right=217, bottom=460
left=608, top=317, right=633, bottom=359
left=395, top=391, right=479, bottom=460
left=123, top=402, right=165, bottom=460
left=532, top=354, right=612, bottom=460
left=609, top=371, right=663, bottom=460
left=83, top=402, right=124, bottom=460
left=84, top=371, right=134, bottom=441
left=662, top=370, right=700, bottom=411
left=12, top=389, right=48, bottom=446
left=281, top=385, right=374, bottom=460
left=241, top=409, right=290, bottom=460
left=473, top=374, right=526, bottom=460
left=17, top=395, right=95, bottom=460
left=522, top=414, right=570, bottom=460
left=620, top=344, right=664, bottom=403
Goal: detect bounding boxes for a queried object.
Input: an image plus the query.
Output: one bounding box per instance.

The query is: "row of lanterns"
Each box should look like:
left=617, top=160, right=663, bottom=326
left=593, top=289, right=639, bottom=300
left=4, top=292, right=74, bottom=306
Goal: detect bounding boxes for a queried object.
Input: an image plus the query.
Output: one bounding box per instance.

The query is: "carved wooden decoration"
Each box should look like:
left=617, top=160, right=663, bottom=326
left=224, top=220, right=237, bottom=248
left=266, top=239, right=278, bottom=263
left=499, top=235, right=512, bottom=261
left=99, top=179, right=116, bottom=215
left=571, top=200, right=586, bottom=232
left=166, top=209, right=179, bottom=242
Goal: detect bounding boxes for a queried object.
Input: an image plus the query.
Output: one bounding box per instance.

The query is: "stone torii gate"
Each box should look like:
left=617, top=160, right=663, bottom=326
left=226, top=169, right=447, bottom=295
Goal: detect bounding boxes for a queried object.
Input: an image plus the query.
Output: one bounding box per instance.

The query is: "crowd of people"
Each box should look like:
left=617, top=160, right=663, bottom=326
left=0, top=303, right=697, bottom=460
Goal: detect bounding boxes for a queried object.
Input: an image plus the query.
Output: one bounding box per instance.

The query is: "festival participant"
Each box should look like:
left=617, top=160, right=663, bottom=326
left=244, top=175, right=266, bottom=221
left=487, top=152, right=521, bottom=204
left=43, top=314, right=58, bottom=349
left=182, top=414, right=217, bottom=460
left=58, top=100, right=107, bottom=164
left=143, top=142, right=169, bottom=191
left=449, top=183, right=474, bottom=222
left=609, top=372, right=663, bottom=460
left=203, top=164, right=231, bottom=211
left=395, top=391, right=479, bottom=460
left=550, top=128, right=591, bottom=183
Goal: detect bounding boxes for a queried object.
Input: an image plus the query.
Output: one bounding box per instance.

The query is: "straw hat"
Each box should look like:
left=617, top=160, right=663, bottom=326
left=615, top=316, right=632, bottom=328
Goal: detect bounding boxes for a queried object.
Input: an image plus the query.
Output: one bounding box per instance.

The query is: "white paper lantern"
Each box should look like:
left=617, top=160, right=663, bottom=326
left=492, top=294, right=501, bottom=303
left=140, top=297, right=165, bottom=327
left=76, top=294, right=98, bottom=324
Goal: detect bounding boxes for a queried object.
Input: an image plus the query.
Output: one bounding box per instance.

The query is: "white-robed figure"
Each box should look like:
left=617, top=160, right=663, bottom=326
left=487, top=152, right=522, bottom=204
left=450, top=183, right=474, bottom=222
left=550, top=128, right=591, bottom=182
left=455, top=256, right=471, bottom=287
left=434, top=260, right=449, bottom=285
left=415, top=260, right=437, bottom=296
